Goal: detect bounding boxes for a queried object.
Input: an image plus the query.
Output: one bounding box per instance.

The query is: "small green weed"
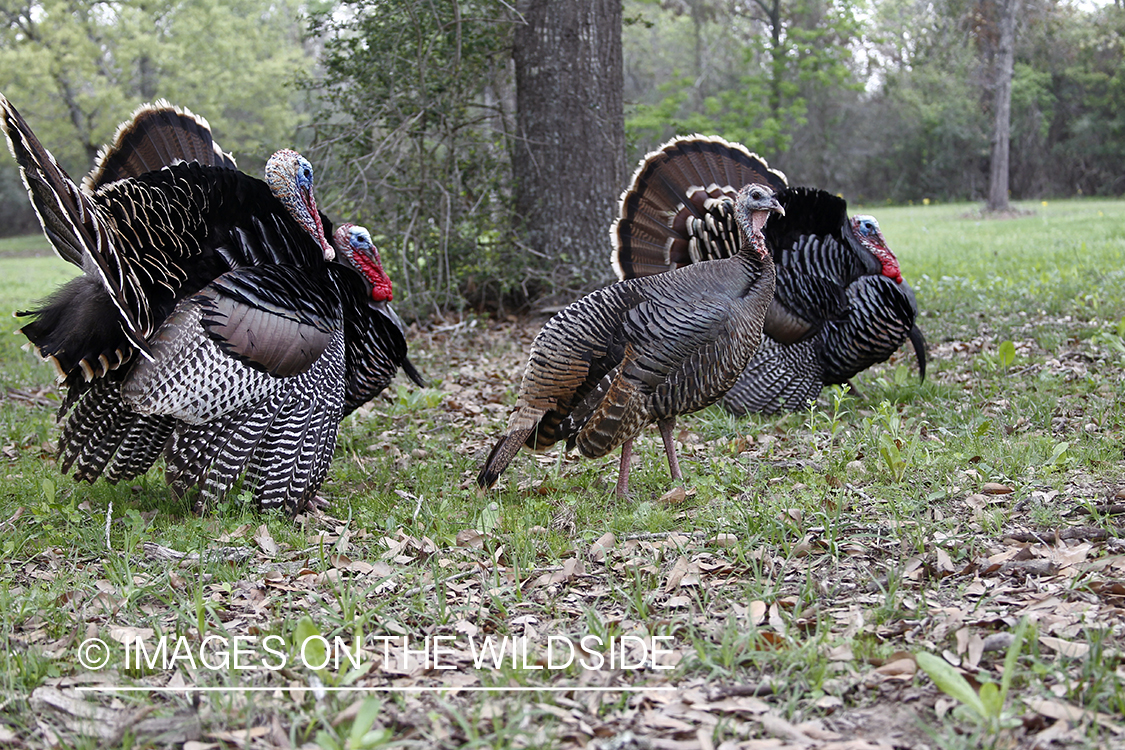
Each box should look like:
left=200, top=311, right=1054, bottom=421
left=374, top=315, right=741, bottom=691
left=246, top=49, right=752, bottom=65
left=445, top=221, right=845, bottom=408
left=916, top=618, right=1031, bottom=738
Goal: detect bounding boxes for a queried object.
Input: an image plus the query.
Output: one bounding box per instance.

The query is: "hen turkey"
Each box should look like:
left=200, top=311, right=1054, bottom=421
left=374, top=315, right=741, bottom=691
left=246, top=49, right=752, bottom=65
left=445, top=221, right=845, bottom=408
left=478, top=183, right=783, bottom=497
left=2, top=95, right=421, bottom=513
left=612, top=135, right=926, bottom=415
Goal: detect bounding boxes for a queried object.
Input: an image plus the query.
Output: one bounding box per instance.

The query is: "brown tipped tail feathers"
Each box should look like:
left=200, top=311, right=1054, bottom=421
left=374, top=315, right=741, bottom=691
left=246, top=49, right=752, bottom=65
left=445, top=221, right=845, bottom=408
left=477, top=427, right=536, bottom=491
left=613, top=134, right=926, bottom=415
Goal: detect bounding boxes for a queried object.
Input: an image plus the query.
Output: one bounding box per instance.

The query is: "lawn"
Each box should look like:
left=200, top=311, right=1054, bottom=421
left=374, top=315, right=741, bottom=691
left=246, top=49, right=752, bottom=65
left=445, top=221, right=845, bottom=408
left=0, top=198, right=1123, bottom=749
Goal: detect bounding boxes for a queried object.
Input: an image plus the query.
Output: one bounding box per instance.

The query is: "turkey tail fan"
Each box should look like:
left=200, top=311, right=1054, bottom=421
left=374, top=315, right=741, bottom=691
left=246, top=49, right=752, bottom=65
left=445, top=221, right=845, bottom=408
left=612, top=134, right=788, bottom=280
left=908, top=325, right=927, bottom=381
left=0, top=94, right=153, bottom=358
left=84, top=100, right=237, bottom=193
left=765, top=187, right=858, bottom=257
left=721, top=338, right=824, bottom=416
left=0, top=94, right=105, bottom=268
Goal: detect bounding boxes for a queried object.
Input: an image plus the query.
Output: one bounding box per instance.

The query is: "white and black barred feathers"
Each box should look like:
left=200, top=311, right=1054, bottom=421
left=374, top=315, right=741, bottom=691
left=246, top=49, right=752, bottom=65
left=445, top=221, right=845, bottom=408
left=2, top=94, right=329, bottom=391
left=612, top=135, right=926, bottom=415
left=2, top=94, right=411, bottom=515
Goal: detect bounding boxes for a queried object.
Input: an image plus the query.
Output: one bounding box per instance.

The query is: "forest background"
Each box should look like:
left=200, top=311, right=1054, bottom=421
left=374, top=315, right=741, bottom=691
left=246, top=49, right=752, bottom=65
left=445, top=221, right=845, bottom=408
left=1, top=0, right=1122, bottom=316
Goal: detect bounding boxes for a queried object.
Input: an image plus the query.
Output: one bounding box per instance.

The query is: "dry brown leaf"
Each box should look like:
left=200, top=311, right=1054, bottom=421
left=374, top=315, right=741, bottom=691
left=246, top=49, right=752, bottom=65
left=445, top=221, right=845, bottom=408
left=588, top=531, right=616, bottom=562
left=965, top=633, right=985, bottom=670
left=218, top=524, right=252, bottom=542
left=253, top=525, right=278, bottom=556
left=707, top=533, right=738, bottom=548
left=982, top=482, right=1014, bottom=495
left=531, top=557, right=585, bottom=587
left=1024, top=698, right=1124, bottom=734
left=1038, top=635, right=1090, bottom=658
left=663, top=555, right=695, bottom=592
left=814, top=695, right=844, bottom=713
left=874, top=657, right=916, bottom=680
left=935, top=547, right=956, bottom=575
left=455, top=529, right=487, bottom=548
left=659, top=486, right=688, bottom=504
left=207, top=726, right=270, bottom=747
left=107, top=626, right=154, bottom=645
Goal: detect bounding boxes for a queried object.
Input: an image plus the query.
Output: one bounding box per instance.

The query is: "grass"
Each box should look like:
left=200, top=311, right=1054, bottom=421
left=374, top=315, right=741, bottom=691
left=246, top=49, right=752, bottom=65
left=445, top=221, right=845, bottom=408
left=0, top=197, right=1123, bottom=748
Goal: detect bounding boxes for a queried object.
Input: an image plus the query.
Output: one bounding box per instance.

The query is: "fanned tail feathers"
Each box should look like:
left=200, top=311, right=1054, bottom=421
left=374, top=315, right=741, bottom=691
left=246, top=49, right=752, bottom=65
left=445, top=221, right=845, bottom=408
left=0, top=94, right=152, bottom=358
left=477, top=425, right=537, bottom=490
left=612, top=134, right=787, bottom=279
left=83, top=100, right=236, bottom=192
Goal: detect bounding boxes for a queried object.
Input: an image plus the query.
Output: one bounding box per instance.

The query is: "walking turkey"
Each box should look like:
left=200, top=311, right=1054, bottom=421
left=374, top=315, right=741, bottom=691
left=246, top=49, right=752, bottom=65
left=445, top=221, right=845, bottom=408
left=612, top=135, right=926, bottom=415
left=478, top=183, right=783, bottom=497
left=2, top=95, right=420, bottom=513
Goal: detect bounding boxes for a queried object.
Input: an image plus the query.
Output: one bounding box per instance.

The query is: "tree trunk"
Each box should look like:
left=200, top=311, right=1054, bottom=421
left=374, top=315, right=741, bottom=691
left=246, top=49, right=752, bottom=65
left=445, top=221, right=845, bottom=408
left=512, top=0, right=625, bottom=297
left=986, top=0, right=1019, bottom=212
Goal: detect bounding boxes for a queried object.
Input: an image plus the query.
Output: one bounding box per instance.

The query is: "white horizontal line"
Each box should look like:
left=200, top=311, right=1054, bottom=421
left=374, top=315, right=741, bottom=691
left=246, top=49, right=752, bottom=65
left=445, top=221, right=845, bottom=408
left=75, top=685, right=677, bottom=693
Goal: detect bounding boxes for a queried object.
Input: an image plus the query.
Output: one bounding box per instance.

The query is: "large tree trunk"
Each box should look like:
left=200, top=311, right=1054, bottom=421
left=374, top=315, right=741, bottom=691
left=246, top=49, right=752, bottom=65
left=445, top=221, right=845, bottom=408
left=986, top=0, right=1019, bottom=212
left=512, top=0, right=625, bottom=297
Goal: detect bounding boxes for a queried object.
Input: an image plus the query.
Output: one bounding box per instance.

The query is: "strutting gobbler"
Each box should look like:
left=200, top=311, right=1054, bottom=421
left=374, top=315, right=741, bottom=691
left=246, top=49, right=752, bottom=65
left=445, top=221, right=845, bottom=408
left=1, top=95, right=422, bottom=513
left=612, top=134, right=926, bottom=415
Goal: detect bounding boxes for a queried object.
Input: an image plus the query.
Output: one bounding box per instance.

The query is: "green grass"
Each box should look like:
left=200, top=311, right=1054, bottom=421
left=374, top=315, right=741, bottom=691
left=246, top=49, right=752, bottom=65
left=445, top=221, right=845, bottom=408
left=0, top=234, right=53, bottom=257
left=0, top=200, right=1124, bottom=748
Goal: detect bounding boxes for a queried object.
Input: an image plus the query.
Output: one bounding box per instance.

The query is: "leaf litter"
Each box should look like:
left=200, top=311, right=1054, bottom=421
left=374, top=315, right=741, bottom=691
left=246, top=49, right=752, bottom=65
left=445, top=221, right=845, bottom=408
left=6, top=316, right=1125, bottom=749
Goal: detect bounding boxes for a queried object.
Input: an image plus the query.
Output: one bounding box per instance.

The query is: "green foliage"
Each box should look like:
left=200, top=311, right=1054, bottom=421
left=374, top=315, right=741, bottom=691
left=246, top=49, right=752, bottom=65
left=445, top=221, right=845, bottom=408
left=623, top=0, right=862, bottom=160
left=997, top=340, right=1016, bottom=370
left=303, top=0, right=521, bottom=316
left=316, top=698, right=391, bottom=750
left=863, top=401, right=923, bottom=482
left=916, top=618, right=1031, bottom=735
left=0, top=0, right=312, bottom=174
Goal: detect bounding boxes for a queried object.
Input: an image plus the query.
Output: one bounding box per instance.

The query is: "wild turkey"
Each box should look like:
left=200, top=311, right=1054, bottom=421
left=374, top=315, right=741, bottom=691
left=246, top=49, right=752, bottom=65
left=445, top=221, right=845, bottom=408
left=127, top=224, right=425, bottom=512
left=2, top=95, right=419, bottom=513
left=332, top=223, right=427, bottom=414
left=612, top=135, right=927, bottom=415
left=478, top=183, right=783, bottom=497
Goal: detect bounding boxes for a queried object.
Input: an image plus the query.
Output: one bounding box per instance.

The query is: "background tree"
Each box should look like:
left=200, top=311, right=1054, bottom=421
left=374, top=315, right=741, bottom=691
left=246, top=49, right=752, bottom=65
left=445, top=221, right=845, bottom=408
left=303, top=0, right=519, bottom=316
left=984, top=0, right=1021, bottom=212
left=623, top=0, right=861, bottom=173
left=512, top=0, right=626, bottom=296
left=5, top=0, right=1125, bottom=315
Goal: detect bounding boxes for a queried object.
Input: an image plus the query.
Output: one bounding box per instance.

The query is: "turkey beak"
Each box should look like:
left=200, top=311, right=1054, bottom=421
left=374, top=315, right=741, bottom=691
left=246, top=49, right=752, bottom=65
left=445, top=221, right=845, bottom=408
left=770, top=198, right=785, bottom=217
